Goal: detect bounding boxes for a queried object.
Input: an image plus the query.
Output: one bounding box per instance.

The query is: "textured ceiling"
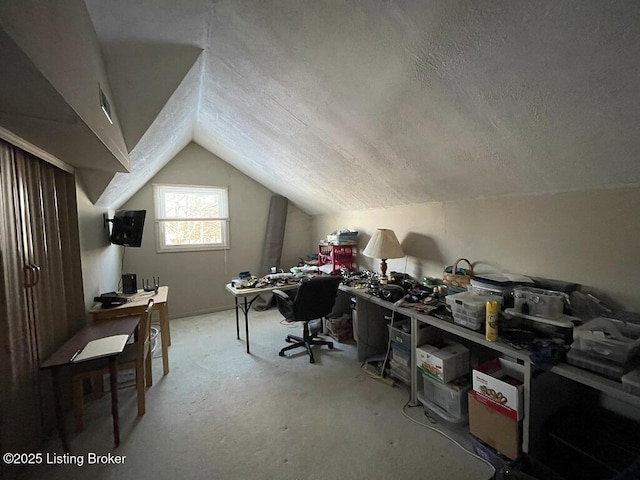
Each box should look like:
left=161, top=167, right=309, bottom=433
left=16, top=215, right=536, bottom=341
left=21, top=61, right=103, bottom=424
left=85, top=0, right=640, bottom=215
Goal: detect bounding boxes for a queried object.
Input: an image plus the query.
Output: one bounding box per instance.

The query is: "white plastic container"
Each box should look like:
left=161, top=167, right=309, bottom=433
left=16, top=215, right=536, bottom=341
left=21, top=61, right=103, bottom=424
left=422, top=373, right=471, bottom=423
left=446, top=291, right=502, bottom=331
left=388, top=319, right=440, bottom=347
left=512, top=286, right=567, bottom=319
left=391, top=343, right=411, bottom=367
left=572, top=317, right=640, bottom=365
left=388, top=359, right=410, bottom=385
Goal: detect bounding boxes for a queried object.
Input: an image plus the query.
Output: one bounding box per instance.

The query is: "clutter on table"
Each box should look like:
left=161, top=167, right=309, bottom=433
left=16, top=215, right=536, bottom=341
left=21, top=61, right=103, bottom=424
left=231, top=255, right=640, bottom=385
left=231, top=270, right=303, bottom=289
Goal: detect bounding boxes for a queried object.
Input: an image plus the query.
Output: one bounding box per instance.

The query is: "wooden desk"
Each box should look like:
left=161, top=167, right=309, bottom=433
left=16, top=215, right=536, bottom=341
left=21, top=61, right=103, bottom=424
left=41, top=316, right=140, bottom=452
left=90, top=286, right=170, bottom=375
left=225, top=283, right=299, bottom=353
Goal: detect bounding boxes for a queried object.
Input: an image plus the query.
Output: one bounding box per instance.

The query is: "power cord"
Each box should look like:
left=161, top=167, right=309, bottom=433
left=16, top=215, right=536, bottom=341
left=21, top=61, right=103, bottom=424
left=400, top=396, right=496, bottom=477
left=379, top=298, right=404, bottom=378
left=117, top=246, right=127, bottom=291
left=391, top=257, right=495, bottom=477
left=383, top=255, right=411, bottom=378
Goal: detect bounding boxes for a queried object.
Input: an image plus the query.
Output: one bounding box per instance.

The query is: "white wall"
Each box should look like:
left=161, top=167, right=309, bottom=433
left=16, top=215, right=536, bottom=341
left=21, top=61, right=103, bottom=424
left=314, top=186, right=640, bottom=312
left=121, top=142, right=312, bottom=317
left=75, top=176, right=122, bottom=315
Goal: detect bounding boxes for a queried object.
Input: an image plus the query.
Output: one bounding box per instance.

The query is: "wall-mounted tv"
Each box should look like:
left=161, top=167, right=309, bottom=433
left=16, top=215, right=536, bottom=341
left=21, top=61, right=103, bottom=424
left=109, top=210, right=146, bottom=247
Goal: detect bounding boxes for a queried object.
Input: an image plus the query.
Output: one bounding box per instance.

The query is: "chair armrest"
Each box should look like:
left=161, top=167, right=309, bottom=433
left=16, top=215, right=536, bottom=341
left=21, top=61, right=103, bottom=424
left=272, top=289, right=292, bottom=303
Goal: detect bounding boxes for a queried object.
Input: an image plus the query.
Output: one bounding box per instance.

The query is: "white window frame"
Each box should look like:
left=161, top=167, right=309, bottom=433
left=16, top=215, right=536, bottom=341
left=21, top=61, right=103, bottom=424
left=153, top=184, right=229, bottom=253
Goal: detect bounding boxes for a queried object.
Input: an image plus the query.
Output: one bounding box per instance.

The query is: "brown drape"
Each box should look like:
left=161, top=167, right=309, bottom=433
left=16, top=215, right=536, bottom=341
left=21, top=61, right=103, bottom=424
left=0, top=138, right=85, bottom=457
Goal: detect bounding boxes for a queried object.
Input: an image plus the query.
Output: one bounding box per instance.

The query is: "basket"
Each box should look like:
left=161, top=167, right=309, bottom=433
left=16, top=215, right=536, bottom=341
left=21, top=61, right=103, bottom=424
left=443, top=258, right=474, bottom=287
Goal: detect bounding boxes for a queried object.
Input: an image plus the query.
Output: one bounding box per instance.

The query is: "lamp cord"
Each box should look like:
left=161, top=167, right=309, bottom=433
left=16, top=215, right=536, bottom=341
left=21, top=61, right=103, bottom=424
left=117, top=246, right=127, bottom=291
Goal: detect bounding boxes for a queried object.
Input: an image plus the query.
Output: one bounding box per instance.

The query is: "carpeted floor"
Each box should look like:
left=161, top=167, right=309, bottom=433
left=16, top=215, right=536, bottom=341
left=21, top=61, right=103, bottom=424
left=15, top=308, right=495, bottom=480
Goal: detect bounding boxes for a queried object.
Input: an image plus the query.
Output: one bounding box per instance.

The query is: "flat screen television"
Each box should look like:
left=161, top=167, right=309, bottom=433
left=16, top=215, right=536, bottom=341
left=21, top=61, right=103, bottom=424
left=109, top=210, right=146, bottom=247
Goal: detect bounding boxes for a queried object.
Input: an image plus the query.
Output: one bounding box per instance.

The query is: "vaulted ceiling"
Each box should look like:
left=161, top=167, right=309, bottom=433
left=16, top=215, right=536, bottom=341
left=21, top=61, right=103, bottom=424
left=6, top=1, right=640, bottom=215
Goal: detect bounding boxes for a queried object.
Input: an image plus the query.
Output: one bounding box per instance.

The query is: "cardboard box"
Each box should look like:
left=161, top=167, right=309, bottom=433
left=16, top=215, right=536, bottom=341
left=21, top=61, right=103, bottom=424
left=468, top=392, right=521, bottom=461
left=416, top=340, right=469, bottom=384
left=324, top=316, right=353, bottom=343
left=472, top=357, right=524, bottom=420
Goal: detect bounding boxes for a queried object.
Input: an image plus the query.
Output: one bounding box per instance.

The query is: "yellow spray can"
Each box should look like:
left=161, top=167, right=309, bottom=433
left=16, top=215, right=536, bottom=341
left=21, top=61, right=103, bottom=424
left=486, top=300, right=499, bottom=342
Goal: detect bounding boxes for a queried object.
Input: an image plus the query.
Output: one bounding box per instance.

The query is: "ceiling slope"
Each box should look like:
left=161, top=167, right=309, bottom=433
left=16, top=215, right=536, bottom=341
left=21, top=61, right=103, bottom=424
left=103, top=43, right=203, bottom=152
left=75, top=1, right=640, bottom=212
left=87, top=54, right=204, bottom=207
left=0, top=1, right=129, bottom=173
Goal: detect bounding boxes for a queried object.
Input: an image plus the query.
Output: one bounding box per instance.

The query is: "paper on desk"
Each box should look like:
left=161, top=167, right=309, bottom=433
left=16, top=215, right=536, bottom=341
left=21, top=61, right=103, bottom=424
left=72, top=334, right=130, bottom=363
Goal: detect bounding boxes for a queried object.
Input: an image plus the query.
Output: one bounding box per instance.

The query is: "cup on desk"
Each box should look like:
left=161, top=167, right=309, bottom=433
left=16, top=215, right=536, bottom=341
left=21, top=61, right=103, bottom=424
left=270, top=266, right=277, bottom=274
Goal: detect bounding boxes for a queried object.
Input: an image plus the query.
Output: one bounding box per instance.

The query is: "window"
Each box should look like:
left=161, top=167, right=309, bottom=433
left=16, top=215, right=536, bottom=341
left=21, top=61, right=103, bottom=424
left=154, top=184, right=229, bottom=252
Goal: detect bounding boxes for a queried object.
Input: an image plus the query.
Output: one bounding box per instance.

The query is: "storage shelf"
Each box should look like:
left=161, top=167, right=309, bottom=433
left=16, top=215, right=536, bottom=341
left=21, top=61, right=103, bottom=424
left=338, top=284, right=640, bottom=459
left=550, top=362, right=640, bottom=404
left=318, top=244, right=355, bottom=271
left=413, top=310, right=532, bottom=364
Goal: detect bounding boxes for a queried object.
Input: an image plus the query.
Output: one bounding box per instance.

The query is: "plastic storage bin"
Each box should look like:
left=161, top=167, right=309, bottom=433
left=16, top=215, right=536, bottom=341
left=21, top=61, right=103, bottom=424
left=566, top=348, right=627, bottom=380
left=622, top=367, right=640, bottom=396
left=446, top=291, right=502, bottom=331
left=421, top=372, right=471, bottom=423
left=388, top=318, right=439, bottom=347
left=512, top=286, right=567, bottom=319
left=572, top=317, right=640, bottom=365
left=326, top=231, right=358, bottom=244
left=391, top=342, right=410, bottom=367
left=602, top=310, right=640, bottom=339
left=388, top=359, right=410, bottom=385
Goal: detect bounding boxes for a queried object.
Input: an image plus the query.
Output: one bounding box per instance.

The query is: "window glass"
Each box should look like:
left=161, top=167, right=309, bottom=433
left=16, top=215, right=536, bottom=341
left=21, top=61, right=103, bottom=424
left=154, top=185, right=229, bottom=252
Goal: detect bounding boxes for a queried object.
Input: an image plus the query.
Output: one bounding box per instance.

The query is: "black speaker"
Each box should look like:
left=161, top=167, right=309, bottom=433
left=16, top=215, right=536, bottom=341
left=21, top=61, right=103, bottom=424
left=122, top=273, right=137, bottom=294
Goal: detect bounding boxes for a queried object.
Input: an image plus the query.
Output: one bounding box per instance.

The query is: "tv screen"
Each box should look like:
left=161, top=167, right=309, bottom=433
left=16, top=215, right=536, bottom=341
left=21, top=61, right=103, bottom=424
left=110, top=210, right=146, bottom=247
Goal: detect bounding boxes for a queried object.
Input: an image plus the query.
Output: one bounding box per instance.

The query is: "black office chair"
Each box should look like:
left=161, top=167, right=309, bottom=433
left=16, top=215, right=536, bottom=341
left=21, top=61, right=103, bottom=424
left=273, top=275, right=342, bottom=363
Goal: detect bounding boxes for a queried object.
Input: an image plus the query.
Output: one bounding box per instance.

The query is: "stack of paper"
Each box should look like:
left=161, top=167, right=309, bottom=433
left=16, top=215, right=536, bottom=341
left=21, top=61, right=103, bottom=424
left=72, top=334, right=131, bottom=363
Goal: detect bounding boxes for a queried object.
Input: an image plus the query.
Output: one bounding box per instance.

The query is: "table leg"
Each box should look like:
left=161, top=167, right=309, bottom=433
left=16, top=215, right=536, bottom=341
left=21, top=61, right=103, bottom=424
left=244, top=297, right=250, bottom=354
left=164, top=302, right=171, bottom=346
left=234, top=297, right=240, bottom=340
left=51, top=368, right=70, bottom=453
left=159, top=304, right=170, bottom=375
left=409, top=317, right=419, bottom=407
left=233, top=294, right=259, bottom=353
left=108, top=357, right=120, bottom=448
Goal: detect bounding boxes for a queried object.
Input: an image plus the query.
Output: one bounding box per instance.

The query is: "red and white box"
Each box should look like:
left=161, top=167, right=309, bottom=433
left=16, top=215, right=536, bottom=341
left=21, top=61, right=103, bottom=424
left=472, top=357, right=524, bottom=421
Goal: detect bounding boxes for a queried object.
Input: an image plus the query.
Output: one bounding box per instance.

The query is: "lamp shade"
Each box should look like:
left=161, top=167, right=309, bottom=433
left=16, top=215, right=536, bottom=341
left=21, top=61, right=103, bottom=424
left=362, top=229, right=404, bottom=260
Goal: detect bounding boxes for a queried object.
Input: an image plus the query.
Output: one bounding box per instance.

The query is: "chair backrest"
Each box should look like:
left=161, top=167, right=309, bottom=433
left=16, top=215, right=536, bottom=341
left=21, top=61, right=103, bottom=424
left=290, top=276, right=342, bottom=322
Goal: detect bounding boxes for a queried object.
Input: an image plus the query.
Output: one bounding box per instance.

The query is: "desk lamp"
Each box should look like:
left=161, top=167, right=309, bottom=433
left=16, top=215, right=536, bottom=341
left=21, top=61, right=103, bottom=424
left=363, top=228, right=405, bottom=282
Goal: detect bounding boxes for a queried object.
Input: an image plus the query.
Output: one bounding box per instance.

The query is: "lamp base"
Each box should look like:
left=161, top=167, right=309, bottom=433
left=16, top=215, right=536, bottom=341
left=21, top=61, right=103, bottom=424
left=379, top=259, right=388, bottom=284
